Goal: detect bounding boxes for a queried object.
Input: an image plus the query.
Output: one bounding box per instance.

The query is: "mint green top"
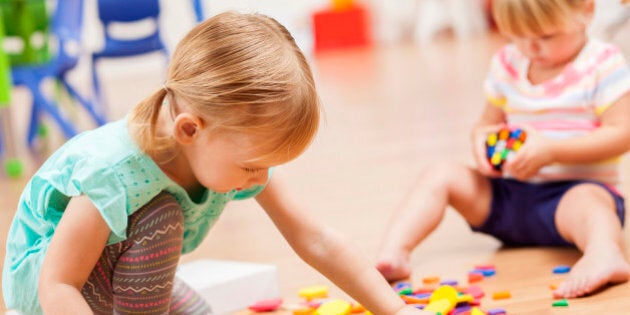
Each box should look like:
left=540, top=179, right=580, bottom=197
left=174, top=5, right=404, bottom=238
left=2, top=118, right=267, bottom=314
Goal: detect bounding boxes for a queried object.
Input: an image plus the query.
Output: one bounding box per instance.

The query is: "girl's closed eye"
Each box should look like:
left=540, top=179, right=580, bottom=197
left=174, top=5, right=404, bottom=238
left=243, top=167, right=262, bottom=174
left=539, top=34, right=557, bottom=41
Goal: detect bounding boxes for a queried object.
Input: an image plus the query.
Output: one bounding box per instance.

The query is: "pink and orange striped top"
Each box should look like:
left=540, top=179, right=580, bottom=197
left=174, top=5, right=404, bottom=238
left=483, top=39, right=630, bottom=186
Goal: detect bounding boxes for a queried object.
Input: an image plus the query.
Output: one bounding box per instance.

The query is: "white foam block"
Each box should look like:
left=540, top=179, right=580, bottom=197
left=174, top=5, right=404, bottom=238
left=176, top=259, right=280, bottom=315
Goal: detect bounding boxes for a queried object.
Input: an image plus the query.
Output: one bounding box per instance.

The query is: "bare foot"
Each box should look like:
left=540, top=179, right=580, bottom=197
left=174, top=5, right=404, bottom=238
left=375, top=249, right=412, bottom=282
left=553, top=245, right=630, bottom=298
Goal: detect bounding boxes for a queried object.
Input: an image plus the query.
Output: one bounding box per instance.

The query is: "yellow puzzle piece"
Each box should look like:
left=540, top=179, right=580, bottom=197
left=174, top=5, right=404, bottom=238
left=425, top=285, right=459, bottom=314
left=298, top=285, right=329, bottom=301
left=314, top=299, right=351, bottom=315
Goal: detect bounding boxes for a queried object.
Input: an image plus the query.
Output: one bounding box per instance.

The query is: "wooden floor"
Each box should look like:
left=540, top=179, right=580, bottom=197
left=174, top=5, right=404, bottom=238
left=2, top=30, right=630, bottom=314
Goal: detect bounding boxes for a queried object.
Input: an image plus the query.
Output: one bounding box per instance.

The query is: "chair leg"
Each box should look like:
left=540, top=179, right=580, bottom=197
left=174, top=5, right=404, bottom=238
left=33, top=93, right=78, bottom=139
left=193, top=0, right=204, bottom=22
left=61, top=78, right=107, bottom=126
left=91, top=56, right=106, bottom=115
left=26, top=98, right=40, bottom=148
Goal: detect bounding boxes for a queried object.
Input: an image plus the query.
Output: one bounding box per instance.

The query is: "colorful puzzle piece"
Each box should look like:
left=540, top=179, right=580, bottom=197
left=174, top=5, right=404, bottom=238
left=314, top=299, right=352, bottom=315
left=552, top=265, right=571, bottom=274
left=552, top=299, right=569, bottom=307
left=248, top=297, right=283, bottom=312
left=298, top=285, right=329, bottom=301
left=492, top=291, right=511, bottom=300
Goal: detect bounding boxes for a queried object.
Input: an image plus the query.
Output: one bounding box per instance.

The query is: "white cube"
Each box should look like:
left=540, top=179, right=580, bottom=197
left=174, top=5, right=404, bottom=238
left=176, top=259, right=280, bottom=315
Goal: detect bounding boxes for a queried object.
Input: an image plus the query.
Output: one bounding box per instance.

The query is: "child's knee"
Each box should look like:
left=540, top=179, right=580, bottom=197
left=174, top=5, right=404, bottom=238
left=560, top=183, right=616, bottom=209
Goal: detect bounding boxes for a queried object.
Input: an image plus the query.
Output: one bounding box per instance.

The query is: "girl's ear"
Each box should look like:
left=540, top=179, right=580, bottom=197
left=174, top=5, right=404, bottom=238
left=583, top=0, right=595, bottom=19
left=172, top=113, right=204, bottom=144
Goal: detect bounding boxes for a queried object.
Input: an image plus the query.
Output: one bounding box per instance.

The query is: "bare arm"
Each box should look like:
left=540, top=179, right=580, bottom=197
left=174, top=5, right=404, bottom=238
left=255, top=172, right=429, bottom=315
left=39, top=195, right=110, bottom=314
left=505, top=92, right=630, bottom=179
left=548, top=92, right=630, bottom=162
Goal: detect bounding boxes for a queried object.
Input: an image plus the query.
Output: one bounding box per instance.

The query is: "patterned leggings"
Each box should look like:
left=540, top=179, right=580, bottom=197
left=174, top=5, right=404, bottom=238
left=81, top=192, right=211, bottom=314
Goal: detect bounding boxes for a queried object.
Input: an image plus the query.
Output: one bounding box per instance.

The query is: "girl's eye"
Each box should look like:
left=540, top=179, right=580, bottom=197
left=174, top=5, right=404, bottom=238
left=244, top=168, right=260, bottom=174
left=539, top=33, right=558, bottom=41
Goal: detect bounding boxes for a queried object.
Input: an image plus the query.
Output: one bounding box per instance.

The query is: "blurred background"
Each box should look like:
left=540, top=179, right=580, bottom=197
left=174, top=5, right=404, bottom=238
left=0, top=0, right=629, bottom=313
left=0, top=0, right=628, bottom=175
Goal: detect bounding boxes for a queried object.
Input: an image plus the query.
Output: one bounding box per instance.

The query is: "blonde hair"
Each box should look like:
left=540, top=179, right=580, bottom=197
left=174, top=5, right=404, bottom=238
left=129, top=11, right=320, bottom=164
left=492, top=0, right=589, bottom=36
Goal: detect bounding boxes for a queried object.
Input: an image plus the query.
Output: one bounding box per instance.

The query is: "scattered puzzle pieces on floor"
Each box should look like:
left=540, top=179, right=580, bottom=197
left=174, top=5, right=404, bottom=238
left=246, top=262, right=578, bottom=314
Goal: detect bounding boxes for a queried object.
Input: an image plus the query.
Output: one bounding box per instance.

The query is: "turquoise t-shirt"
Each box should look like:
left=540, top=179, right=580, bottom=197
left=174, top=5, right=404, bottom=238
left=2, top=118, right=267, bottom=314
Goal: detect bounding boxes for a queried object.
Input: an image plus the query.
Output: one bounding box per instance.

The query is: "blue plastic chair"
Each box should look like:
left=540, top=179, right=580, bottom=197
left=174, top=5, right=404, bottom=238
left=91, top=0, right=168, bottom=107
left=9, top=0, right=106, bottom=148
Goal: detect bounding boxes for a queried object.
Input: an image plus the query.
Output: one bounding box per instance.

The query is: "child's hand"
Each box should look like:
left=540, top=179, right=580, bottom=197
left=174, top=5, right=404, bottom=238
left=503, top=126, right=554, bottom=180
left=472, top=124, right=504, bottom=178
left=395, top=305, right=433, bottom=315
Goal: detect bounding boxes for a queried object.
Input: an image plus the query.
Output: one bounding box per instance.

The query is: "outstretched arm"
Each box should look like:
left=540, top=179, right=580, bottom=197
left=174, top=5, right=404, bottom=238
left=255, top=172, right=429, bottom=315
left=39, top=195, right=110, bottom=314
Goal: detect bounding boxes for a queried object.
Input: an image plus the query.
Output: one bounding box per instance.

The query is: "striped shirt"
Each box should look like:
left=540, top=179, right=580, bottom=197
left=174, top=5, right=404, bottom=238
left=483, top=39, right=630, bottom=185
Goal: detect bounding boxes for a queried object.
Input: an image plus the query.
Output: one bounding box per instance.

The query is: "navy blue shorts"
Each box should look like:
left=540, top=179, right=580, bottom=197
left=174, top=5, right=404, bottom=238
left=472, top=179, right=626, bottom=247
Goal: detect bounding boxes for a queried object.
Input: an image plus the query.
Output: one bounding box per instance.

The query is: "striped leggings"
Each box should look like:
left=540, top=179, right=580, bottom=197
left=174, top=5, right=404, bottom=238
left=81, top=192, right=211, bottom=314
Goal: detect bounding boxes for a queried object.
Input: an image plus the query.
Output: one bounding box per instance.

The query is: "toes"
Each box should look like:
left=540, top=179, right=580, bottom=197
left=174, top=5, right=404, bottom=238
left=556, top=276, right=604, bottom=298
left=553, top=277, right=583, bottom=298
left=552, top=287, right=565, bottom=299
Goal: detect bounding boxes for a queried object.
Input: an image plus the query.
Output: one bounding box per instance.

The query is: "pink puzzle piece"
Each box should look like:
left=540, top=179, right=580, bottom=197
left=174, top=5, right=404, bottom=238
left=248, top=297, right=283, bottom=312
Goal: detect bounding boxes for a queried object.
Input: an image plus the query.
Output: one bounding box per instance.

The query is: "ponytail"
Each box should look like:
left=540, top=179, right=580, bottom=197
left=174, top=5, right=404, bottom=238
left=128, top=88, right=175, bottom=161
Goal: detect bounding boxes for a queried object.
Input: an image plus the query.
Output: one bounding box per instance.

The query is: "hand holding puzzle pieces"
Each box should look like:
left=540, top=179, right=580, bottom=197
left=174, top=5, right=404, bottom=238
left=485, top=127, right=527, bottom=171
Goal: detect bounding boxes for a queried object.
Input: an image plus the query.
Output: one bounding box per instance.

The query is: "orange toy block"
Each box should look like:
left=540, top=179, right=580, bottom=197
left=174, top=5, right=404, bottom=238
left=421, top=276, right=440, bottom=284
left=331, top=0, right=353, bottom=11
left=492, top=291, right=512, bottom=300
left=401, top=295, right=429, bottom=304
left=350, top=303, right=365, bottom=313
left=468, top=272, right=484, bottom=283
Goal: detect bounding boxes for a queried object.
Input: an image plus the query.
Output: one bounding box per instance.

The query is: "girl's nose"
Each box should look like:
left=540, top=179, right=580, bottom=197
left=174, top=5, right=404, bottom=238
left=525, top=39, right=539, bottom=55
